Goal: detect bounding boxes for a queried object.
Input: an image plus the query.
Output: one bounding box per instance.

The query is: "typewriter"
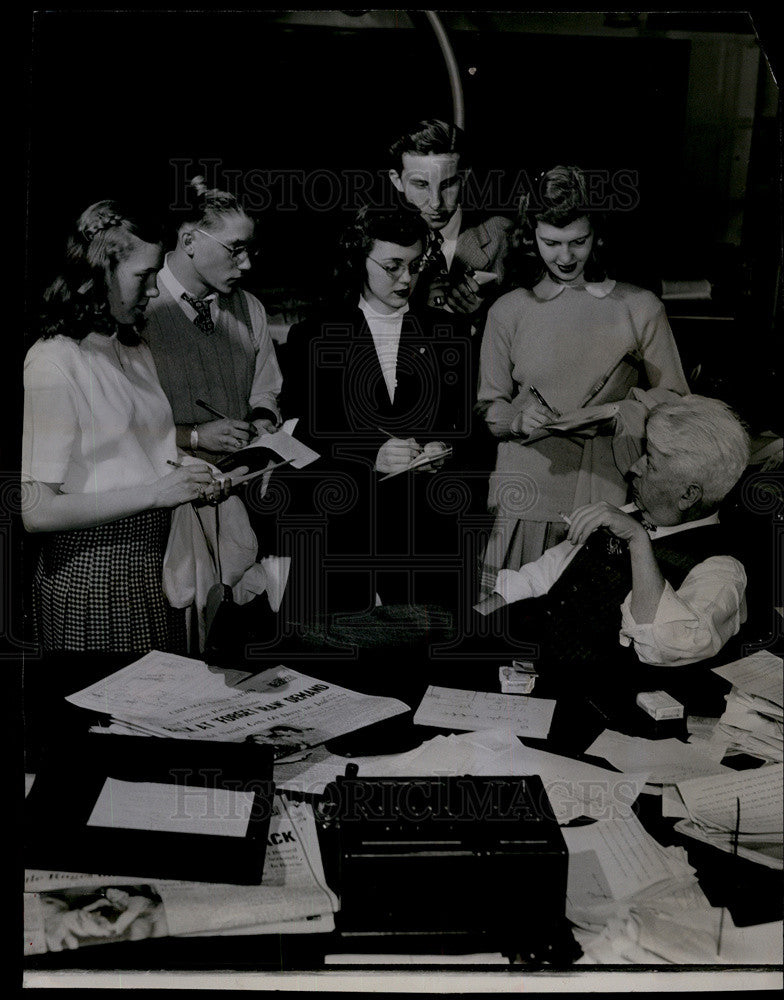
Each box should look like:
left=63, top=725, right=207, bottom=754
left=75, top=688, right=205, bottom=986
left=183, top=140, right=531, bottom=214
left=316, top=772, right=578, bottom=962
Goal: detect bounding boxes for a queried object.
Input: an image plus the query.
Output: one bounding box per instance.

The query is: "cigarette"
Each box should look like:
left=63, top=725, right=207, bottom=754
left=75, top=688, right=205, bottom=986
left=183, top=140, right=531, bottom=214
left=559, top=511, right=573, bottom=525
left=167, top=460, right=182, bottom=468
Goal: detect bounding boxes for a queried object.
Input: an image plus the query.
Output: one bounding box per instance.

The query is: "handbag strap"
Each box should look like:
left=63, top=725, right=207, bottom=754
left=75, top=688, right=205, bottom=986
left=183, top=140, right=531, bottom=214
left=193, top=502, right=224, bottom=584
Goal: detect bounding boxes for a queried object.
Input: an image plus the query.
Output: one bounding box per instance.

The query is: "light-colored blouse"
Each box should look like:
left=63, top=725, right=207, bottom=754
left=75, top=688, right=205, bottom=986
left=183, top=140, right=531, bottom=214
left=22, top=332, right=177, bottom=494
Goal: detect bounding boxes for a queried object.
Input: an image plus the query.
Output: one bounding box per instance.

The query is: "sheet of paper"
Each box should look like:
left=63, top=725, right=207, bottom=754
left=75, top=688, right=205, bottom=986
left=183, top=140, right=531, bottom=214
left=413, top=685, right=556, bottom=740
left=562, top=814, right=694, bottom=918
left=86, top=777, right=254, bottom=838
left=675, top=763, right=783, bottom=835
left=378, top=446, right=453, bottom=481
left=542, top=402, right=620, bottom=433
left=237, top=428, right=319, bottom=468
left=67, top=654, right=409, bottom=750
left=586, top=730, right=730, bottom=783
left=712, top=651, right=783, bottom=708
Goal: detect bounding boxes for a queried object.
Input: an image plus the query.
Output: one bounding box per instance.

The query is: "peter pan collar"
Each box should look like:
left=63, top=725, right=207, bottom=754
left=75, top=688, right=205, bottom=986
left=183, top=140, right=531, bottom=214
left=532, top=275, right=617, bottom=302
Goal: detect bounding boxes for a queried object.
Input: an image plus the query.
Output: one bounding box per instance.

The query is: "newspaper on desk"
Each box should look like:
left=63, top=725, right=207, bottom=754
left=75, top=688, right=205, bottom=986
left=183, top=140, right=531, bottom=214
left=24, top=794, right=337, bottom=955
left=66, top=650, right=409, bottom=752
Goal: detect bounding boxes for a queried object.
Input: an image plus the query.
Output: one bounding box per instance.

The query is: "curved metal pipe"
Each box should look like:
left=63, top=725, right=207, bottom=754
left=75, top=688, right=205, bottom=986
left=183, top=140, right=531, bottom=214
left=423, top=10, right=465, bottom=129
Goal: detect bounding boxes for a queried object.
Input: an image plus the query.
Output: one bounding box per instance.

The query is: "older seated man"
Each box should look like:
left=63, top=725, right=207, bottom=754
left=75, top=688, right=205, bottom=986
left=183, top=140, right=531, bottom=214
left=475, top=395, right=751, bottom=686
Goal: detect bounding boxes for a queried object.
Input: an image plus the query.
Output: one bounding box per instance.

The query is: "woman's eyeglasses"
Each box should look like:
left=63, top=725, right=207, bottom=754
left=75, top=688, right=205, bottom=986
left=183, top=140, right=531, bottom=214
left=367, top=256, right=424, bottom=279
left=195, top=228, right=259, bottom=264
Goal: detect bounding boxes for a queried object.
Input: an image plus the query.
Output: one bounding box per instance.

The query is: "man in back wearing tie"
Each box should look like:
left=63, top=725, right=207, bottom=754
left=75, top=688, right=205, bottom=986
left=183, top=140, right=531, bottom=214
left=387, top=118, right=512, bottom=319
left=144, top=176, right=282, bottom=464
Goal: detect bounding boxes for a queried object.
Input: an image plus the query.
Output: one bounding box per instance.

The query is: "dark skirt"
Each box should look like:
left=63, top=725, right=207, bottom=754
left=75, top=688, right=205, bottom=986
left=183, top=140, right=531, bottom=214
left=33, top=509, right=187, bottom=655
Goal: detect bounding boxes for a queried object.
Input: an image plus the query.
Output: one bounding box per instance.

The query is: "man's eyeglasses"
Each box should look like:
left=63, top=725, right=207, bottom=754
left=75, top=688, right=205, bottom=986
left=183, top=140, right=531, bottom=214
left=195, top=228, right=259, bottom=264
left=367, top=256, right=424, bottom=279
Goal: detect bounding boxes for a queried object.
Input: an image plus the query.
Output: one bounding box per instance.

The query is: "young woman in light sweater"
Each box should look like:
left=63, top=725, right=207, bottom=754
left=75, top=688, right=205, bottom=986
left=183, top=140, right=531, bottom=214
left=477, top=166, right=689, bottom=598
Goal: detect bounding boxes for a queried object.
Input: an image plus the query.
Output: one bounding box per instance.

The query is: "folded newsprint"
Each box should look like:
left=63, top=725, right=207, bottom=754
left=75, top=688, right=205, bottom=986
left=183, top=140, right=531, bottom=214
left=65, top=650, right=410, bottom=756
left=24, top=794, right=337, bottom=955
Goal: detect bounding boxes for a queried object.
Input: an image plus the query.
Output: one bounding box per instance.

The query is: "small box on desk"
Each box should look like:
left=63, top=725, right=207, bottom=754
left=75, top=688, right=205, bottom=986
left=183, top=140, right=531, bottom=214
left=25, top=733, right=275, bottom=885
left=588, top=688, right=688, bottom=740
left=316, top=774, right=574, bottom=961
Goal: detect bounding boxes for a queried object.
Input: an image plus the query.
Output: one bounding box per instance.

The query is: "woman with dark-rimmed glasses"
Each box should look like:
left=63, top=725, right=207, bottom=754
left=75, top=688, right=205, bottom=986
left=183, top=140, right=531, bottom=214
left=279, top=206, right=478, bottom=618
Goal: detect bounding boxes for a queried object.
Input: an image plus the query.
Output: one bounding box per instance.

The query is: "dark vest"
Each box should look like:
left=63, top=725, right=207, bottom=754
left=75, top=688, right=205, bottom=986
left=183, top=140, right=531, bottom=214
left=509, top=523, right=734, bottom=675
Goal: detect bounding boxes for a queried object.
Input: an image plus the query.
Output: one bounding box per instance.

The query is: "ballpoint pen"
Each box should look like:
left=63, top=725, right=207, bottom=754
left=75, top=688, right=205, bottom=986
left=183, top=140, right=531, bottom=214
left=197, top=397, right=264, bottom=443
left=529, top=385, right=561, bottom=418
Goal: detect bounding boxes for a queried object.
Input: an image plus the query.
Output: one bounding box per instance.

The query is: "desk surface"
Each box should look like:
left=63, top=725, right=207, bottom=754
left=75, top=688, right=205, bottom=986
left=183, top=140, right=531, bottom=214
left=22, top=649, right=783, bottom=976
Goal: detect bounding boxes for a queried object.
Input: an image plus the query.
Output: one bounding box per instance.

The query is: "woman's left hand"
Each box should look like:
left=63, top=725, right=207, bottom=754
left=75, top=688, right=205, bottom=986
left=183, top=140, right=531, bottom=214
left=194, top=466, right=250, bottom=506
left=566, top=501, right=650, bottom=548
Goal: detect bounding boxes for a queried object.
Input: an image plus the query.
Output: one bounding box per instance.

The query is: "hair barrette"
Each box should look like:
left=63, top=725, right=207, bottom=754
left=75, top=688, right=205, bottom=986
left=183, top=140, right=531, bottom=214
left=81, top=214, right=122, bottom=243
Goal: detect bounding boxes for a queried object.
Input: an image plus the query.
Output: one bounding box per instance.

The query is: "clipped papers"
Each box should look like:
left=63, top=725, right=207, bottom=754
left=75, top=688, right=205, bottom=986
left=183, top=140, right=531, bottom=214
left=711, top=653, right=783, bottom=764
left=412, top=685, right=556, bottom=740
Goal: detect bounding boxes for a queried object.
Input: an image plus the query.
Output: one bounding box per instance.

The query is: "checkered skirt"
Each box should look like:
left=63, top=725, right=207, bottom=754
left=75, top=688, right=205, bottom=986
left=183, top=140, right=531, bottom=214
left=33, top=509, right=187, bottom=654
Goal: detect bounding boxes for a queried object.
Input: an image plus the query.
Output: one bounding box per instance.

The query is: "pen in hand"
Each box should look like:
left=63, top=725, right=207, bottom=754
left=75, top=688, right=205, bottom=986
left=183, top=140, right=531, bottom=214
left=529, top=385, right=561, bottom=418
left=196, top=398, right=260, bottom=442
left=196, top=398, right=230, bottom=421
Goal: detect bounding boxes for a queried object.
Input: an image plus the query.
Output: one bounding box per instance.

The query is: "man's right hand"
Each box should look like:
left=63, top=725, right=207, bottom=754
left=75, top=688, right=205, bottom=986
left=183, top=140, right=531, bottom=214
left=196, top=419, right=255, bottom=453
left=375, top=438, right=422, bottom=474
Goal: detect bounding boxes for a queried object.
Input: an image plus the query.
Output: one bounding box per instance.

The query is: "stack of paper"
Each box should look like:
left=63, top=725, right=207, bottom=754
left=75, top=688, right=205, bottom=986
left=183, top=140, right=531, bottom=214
left=24, top=795, right=338, bottom=955
left=563, top=811, right=701, bottom=928
left=66, top=651, right=409, bottom=754
left=710, top=652, right=783, bottom=764
left=663, top=764, right=783, bottom=870
left=564, top=808, right=783, bottom=964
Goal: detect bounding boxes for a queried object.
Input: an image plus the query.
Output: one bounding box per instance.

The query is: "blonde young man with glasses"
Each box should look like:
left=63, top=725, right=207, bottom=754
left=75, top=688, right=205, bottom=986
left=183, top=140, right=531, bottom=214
left=144, top=176, right=282, bottom=462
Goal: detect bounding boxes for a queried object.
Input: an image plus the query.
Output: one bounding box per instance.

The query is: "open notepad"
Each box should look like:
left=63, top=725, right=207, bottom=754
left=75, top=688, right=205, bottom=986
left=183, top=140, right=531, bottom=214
left=379, top=446, right=453, bottom=481
left=512, top=402, right=620, bottom=441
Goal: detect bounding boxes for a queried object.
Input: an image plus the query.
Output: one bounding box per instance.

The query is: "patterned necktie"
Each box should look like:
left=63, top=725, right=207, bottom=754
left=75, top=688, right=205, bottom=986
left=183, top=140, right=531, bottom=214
left=182, top=293, right=214, bottom=333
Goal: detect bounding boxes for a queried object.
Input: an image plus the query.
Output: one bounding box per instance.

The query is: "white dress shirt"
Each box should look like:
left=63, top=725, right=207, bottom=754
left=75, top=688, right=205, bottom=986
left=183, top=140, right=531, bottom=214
left=358, top=295, right=409, bottom=404
left=492, top=505, right=747, bottom=667
left=157, top=258, right=219, bottom=323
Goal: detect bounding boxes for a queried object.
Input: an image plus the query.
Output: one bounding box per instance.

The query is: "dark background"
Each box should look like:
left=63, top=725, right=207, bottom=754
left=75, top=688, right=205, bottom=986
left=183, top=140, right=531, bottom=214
left=24, top=11, right=779, bottom=308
